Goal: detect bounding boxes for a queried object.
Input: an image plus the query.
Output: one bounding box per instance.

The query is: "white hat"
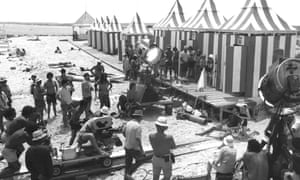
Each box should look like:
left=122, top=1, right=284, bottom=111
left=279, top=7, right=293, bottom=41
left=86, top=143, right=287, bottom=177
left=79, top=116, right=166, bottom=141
left=155, top=116, right=168, bottom=127
left=186, top=105, right=193, bottom=113
left=32, top=129, right=48, bottom=142
left=132, top=109, right=143, bottom=117
left=100, top=106, right=109, bottom=115
left=280, top=108, right=295, bottom=116
left=209, top=54, right=214, bottom=59
left=223, top=135, right=234, bottom=147
left=182, top=102, right=188, bottom=108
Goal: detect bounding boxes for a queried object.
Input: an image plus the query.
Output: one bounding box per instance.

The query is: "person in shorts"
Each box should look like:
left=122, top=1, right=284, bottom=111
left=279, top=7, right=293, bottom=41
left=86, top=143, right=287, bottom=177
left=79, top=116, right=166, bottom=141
left=44, top=72, right=58, bottom=119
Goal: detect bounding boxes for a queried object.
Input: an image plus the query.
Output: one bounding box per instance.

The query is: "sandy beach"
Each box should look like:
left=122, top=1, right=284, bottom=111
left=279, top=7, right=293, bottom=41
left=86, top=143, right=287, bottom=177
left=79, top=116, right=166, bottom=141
left=0, top=36, right=271, bottom=180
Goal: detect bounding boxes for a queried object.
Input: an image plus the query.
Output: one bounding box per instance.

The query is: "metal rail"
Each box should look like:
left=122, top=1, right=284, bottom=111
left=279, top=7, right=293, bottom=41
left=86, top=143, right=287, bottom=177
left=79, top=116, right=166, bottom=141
left=0, top=138, right=217, bottom=179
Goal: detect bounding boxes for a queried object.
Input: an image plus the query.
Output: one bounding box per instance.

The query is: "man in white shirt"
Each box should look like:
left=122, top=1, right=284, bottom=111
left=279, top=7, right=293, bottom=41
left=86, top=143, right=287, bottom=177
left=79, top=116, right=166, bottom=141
left=56, top=80, right=72, bottom=127
left=123, top=109, right=145, bottom=177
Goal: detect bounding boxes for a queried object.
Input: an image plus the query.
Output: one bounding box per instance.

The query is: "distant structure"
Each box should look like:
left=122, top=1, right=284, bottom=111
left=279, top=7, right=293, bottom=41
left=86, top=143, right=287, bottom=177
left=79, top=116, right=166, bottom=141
left=73, top=11, right=94, bottom=41
left=0, top=24, right=9, bottom=53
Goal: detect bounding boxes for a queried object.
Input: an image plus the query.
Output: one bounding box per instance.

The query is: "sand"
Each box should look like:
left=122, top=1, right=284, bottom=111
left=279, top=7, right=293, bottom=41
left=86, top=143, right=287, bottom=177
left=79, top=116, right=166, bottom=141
left=0, top=36, right=271, bottom=180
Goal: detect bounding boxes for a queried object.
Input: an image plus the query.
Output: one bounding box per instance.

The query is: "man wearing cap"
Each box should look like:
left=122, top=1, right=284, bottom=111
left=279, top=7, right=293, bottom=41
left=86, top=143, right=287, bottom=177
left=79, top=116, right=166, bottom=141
left=149, top=117, right=176, bottom=180
left=76, top=106, right=112, bottom=156
left=123, top=109, right=145, bottom=177
left=25, top=129, right=53, bottom=180
left=207, top=135, right=237, bottom=180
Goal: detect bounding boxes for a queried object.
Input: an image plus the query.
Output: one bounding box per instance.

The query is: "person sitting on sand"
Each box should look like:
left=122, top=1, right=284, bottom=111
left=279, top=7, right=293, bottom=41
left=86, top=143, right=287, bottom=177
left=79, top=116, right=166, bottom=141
left=75, top=106, right=112, bottom=156
left=54, top=46, right=62, bottom=54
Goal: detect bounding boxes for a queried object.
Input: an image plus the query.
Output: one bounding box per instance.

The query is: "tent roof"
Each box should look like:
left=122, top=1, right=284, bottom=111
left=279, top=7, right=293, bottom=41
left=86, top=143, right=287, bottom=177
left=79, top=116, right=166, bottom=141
left=74, top=11, right=94, bottom=25
left=100, top=16, right=109, bottom=31
left=220, top=0, right=296, bottom=33
left=122, top=13, right=151, bottom=35
left=153, top=0, right=185, bottom=30
left=180, top=0, right=226, bottom=31
left=107, top=16, right=123, bottom=32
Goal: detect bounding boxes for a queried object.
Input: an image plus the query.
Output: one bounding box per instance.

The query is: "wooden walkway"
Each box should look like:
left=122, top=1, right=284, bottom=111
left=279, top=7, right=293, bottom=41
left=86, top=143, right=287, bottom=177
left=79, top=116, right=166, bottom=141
left=158, top=79, right=260, bottom=120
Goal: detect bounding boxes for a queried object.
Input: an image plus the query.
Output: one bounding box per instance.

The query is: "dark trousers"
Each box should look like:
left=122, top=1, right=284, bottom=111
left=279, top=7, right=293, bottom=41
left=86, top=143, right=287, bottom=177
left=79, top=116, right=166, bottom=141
left=99, top=94, right=110, bottom=108
left=125, top=148, right=143, bottom=175
left=215, top=172, right=233, bottom=180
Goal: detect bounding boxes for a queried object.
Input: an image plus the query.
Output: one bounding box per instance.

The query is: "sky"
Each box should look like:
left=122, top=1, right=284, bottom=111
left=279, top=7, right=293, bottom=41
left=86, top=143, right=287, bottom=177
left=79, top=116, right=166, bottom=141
left=0, top=0, right=299, bottom=25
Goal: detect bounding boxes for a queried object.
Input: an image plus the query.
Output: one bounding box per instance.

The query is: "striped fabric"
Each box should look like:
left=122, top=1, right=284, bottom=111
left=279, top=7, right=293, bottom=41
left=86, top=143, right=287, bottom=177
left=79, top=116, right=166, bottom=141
left=101, top=17, right=109, bottom=31
left=181, top=0, right=226, bottom=31
left=107, top=16, right=122, bottom=32
left=153, top=0, right=185, bottom=30
left=220, top=0, right=295, bottom=33
left=122, top=13, right=151, bottom=35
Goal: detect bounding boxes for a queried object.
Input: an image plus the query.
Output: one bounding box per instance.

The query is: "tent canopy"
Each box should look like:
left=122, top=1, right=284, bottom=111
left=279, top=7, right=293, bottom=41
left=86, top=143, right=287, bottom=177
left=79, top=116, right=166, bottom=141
left=74, top=11, right=94, bottom=25
left=181, top=0, right=226, bottom=31
left=220, top=0, right=296, bottom=34
left=122, top=13, right=151, bottom=35
left=107, top=16, right=122, bottom=32
left=153, top=0, right=185, bottom=30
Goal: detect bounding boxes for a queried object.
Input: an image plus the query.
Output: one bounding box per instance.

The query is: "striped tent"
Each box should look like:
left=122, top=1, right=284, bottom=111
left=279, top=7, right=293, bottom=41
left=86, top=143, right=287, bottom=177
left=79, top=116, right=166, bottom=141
left=73, top=11, right=94, bottom=41
left=95, top=18, right=104, bottom=51
left=178, top=0, right=226, bottom=88
left=91, top=18, right=98, bottom=48
left=119, top=13, right=152, bottom=60
left=217, top=0, right=297, bottom=97
left=179, top=0, right=226, bottom=52
left=153, top=0, right=185, bottom=50
left=103, top=16, right=123, bottom=54
left=101, top=17, right=110, bottom=52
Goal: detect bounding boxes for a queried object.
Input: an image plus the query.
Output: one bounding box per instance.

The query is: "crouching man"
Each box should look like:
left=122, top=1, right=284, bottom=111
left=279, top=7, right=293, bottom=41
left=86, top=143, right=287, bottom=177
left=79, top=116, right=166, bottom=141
left=76, top=106, right=112, bottom=156
left=149, top=117, right=176, bottom=180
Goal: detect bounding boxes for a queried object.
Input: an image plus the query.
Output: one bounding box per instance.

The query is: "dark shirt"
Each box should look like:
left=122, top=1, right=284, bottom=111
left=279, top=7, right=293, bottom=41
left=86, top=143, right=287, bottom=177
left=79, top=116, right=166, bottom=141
left=243, top=151, right=269, bottom=180
left=5, top=128, right=33, bottom=149
left=6, top=116, right=29, bottom=136
left=227, top=114, right=242, bottom=128
left=25, top=145, right=53, bottom=179
left=149, top=133, right=176, bottom=156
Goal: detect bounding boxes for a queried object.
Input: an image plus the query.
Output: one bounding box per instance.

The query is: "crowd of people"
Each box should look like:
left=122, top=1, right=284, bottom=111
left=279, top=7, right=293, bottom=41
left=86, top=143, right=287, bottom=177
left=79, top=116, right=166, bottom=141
left=123, top=44, right=215, bottom=89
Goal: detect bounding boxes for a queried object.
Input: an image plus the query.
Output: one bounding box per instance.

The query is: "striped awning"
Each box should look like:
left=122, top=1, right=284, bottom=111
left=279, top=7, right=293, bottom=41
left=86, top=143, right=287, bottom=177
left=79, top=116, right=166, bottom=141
left=181, top=0, right=226, bottom=31
left=153, top=0, right=185, bottom=30
left=101, top=16, right=109, bottom=31
left=107, top=16, right=122, bottom=32
left=122, top=13, right=151, bottom=35
left=220, top=0, right=296, bottom=33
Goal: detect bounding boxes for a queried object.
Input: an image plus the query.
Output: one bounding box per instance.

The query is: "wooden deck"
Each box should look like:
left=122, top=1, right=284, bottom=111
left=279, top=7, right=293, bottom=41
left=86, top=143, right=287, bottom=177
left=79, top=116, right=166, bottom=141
left=157, top=79, right=260, bottom=120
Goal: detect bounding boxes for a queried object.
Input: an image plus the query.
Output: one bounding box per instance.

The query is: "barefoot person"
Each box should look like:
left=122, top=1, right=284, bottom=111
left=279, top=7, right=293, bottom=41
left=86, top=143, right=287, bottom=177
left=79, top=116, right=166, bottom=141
left=44, top=72, right=58, bottom=119
left=81, top=73, right=93, bottom=119
left=90, top=61, right=105, bottom=99
left=33, top=79, right=46, bottom=123
left=149, top=117, right=176, bottom=180
left=56, top=80, right=72, bottom=127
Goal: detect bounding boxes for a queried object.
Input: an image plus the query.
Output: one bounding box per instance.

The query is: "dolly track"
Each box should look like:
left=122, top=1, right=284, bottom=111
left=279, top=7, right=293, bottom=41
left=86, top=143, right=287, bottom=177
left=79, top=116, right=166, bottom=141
left=0, top=138, right=219, bottom=179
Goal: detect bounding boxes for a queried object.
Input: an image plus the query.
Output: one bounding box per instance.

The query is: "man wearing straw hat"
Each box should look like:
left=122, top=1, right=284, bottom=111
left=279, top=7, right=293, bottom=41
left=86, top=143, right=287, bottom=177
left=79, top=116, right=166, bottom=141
left=207, top=135, right=237, bottom=180
left=123, top=109, right=145, bottom=178
left=149, top=116, right=176, bottom=180
left=25, top=129, right=53, bottom=180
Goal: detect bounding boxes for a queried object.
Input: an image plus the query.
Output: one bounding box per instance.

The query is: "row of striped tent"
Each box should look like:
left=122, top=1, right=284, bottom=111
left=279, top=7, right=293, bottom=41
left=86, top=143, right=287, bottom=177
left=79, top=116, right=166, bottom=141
left=179, top=0, right=226, bottom=88
left=215, top=0, right=297, bottom=97
left=103, top=16, right=123, bottom=54
left=153, top=0, right=185, bottom=50
left=118, top=13, right=152, bottom=60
